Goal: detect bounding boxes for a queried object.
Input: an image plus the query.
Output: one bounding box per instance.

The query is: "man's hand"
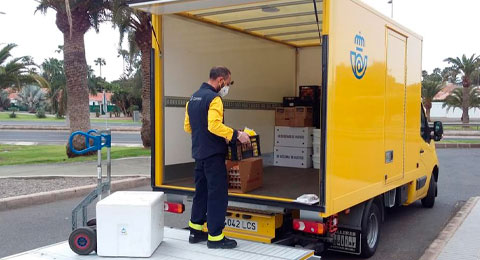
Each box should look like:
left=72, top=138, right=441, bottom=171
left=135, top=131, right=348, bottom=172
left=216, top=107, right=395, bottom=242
left=237, top=131, right=251, bottom=144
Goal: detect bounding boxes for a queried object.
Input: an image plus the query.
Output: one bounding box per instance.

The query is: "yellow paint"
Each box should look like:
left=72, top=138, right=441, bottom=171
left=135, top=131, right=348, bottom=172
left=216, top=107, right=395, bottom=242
left=152, top=14, right=164, bottom=187
left=321, top=0, right=437, bottom=217
left=300, top=252, right=315, bottom=260
left=203, top=209, right=281, bottom=243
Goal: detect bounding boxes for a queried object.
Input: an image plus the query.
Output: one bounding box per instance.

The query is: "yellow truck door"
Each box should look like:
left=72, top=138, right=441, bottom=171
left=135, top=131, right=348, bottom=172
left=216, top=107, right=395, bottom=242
left=384, top=29, right=407, bottom=184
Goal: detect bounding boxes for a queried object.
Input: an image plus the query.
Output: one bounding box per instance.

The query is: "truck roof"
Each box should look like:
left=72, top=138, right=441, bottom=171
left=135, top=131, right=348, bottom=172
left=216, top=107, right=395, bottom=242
left=128, top=0, right=422, bottom=47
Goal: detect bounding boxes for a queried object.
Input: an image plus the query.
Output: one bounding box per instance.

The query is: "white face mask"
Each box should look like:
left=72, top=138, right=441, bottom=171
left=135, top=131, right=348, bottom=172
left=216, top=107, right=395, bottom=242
left=218, top=85, right=230, bottom=98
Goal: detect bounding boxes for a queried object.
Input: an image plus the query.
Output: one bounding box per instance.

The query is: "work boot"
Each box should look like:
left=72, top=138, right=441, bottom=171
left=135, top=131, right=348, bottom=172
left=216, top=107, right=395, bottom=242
left=207, top=237, right=237, bottom=249
left=189, top=229, right=208, bottom=244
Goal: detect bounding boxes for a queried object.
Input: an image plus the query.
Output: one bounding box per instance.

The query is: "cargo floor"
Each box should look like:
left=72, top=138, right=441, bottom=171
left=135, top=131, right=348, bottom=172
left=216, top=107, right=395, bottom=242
left=164, top=166, right=319, bottom=199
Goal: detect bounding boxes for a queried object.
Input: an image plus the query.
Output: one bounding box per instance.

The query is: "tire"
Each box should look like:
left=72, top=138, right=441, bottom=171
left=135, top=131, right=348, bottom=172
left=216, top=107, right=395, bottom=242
left=86, top=218, right=96, bottom=227
left=360, top=202, right=381, bottom=258
left=421, top=176, right=436, bottom=208
left=69, top=227, right=97, bottom=255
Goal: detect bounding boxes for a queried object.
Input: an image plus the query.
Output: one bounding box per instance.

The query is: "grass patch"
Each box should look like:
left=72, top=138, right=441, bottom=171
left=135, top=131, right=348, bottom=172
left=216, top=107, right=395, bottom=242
left=438, top=140, right=480, bottom=144
left=0, top=144, right=150, bottom=166
left=0, top=112, right=63, bottom=122
left=443, top=125, right=480, bottom=131
left=0, top=112, right=140, bottom=125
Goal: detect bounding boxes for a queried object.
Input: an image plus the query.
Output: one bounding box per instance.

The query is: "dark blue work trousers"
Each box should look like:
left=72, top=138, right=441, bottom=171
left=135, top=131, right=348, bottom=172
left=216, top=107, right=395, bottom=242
left=190, top=153, right=228, bottom=237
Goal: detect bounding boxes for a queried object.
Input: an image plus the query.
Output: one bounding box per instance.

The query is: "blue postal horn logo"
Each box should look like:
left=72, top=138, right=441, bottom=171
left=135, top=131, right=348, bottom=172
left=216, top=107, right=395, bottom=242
left=350, top=33, right=368, bottom=79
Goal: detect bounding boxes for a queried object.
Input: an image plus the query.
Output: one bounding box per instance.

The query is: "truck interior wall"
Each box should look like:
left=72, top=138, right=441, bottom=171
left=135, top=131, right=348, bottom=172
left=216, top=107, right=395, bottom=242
left=297, top=46, right=322, bottom=91
left=162, top=15, right=297, bottom=165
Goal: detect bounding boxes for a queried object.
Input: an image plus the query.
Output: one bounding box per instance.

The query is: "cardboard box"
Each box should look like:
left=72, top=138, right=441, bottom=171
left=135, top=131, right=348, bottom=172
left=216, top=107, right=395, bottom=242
left=274, top=146, right=313, bottom=168
left=97, top=191, right=164, bottom=257
left=275, top=107, right=295, bottom=126
left=292, top=106, right=313, bottom=127
left=275, top=126, right=314, bottom=148
left=226, top=158, right=263, bottom=193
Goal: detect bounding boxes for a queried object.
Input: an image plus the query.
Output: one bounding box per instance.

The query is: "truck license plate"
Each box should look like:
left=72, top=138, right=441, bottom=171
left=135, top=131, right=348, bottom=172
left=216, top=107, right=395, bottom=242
left=225, top=217, right=258, bottom=232
left=329, top=228, right=361, bottom=255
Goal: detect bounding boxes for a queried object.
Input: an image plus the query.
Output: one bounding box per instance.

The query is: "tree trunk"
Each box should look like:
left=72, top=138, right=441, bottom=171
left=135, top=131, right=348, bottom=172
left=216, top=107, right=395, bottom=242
left=137, top=30, right=153, bottom=148
left=424, top=101, right=432, bottom=122
left=56, top=9, right=92, bottom=157
left=462, top=86, right=470, bottom=125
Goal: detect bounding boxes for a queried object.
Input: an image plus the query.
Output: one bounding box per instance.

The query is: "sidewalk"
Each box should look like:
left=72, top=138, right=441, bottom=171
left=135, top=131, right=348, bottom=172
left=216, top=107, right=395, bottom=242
left=421, top=197, right=480, bottom=260
left=0, top=157, right=151, bottom=178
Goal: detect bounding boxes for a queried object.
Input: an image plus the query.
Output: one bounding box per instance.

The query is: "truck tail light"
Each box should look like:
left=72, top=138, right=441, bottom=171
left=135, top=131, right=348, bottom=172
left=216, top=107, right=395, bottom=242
left=293, top=219, right=325, bottom=235
left=164, top=202, right=185, bottom=214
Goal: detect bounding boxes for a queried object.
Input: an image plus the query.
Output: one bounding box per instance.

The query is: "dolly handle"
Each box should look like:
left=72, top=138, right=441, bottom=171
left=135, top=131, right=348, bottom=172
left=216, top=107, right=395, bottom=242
left=69, top=130, right=111, bottom=155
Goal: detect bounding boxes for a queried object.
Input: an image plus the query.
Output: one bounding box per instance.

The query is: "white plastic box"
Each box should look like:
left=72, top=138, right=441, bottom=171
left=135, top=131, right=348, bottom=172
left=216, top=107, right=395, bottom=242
left=96, top=191, right=165, bottom=257
left=274, top=146, right=313, bottom=168
left=275, top=126, right=314, bottom=148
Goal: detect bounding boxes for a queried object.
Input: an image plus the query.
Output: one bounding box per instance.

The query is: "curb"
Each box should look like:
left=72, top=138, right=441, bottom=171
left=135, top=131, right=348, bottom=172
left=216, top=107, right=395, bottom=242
left=0, top=125, right=140, bottom=132
left=435, top=143, right=480, bottom=149
left=418, top=197, right=480, bottom=260
left=0, top=177, right=150, bottom=212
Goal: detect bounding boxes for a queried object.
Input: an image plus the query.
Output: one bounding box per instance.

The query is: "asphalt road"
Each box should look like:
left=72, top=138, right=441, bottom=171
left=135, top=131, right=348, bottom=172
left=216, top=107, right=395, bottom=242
left=1, top=149, right=479, bottom=259
left=0, top=130, right=141, bottom=145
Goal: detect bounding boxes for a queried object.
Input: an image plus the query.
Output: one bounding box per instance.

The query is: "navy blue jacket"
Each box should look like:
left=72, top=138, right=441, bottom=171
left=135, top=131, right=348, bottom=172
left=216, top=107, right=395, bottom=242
left=187, top=83, right=237, bottom=160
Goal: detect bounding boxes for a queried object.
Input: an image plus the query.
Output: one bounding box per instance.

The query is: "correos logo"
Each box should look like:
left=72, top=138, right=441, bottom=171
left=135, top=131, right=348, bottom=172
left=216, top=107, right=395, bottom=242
left=350, top=33, right=368, bottom=79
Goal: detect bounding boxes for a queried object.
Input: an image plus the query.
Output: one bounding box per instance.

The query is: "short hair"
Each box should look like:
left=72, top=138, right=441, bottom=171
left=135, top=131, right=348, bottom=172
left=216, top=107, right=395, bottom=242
left=209, top=66, right=231, bottom=80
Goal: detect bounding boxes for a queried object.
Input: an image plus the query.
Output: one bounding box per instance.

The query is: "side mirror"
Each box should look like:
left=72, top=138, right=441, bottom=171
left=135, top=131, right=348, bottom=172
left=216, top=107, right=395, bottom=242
left=432, top=121, right=443, bottom=141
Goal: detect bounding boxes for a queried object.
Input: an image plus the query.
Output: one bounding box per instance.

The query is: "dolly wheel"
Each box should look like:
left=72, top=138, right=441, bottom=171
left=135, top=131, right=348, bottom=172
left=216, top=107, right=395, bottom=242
left=69, top=227, right=97, bottom=255
left=86, top=218, right=96, bottom=227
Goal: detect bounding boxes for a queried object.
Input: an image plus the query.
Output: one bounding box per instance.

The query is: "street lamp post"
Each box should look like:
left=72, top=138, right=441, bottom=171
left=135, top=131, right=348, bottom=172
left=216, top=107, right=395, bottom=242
left=388, top=0, right=393, bottom=18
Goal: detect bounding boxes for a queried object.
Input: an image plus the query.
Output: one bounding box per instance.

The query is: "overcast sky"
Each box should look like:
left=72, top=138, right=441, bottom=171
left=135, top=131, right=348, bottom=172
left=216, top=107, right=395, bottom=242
left=1, top=0, right=479, bottom=81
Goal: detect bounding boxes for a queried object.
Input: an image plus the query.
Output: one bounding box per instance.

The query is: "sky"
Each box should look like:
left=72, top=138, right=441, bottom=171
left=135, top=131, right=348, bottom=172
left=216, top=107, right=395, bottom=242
left=1, top=0, right=479, bottom=81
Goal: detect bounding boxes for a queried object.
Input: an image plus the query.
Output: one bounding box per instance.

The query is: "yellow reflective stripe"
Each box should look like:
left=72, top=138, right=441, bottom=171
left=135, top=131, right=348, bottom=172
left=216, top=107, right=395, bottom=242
left=188, top=221, right=204, bottom=231
left=208, top=233, right=224, bottom=241
left=184, top=102, right=192, bottom=134
left=208, top=97, right=234, bottom=141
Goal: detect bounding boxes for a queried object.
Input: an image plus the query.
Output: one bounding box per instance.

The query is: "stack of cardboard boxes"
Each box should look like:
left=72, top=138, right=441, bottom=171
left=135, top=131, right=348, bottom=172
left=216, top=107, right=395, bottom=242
left=273, top=86, right=319, bottom=168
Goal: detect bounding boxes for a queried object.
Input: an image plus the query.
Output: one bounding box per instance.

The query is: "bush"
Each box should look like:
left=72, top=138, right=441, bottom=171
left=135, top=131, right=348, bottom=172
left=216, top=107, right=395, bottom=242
left=8, top=107, right=18, bottom=118
left=36, top=109, right=46, bottom=118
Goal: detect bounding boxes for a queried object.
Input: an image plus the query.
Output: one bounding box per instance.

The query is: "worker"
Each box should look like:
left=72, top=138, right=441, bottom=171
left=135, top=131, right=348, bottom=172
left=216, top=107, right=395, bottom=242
left=184, top=66, right=250, bottom=249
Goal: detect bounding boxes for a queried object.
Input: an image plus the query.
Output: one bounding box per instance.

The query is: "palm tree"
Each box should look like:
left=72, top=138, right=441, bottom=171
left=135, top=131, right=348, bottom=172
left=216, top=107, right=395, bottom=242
left=110, top=0, right=153, bottom=148
left=444, top=54, right=480, bottom=124
left=36, top=0, right=108, bottom=157
left=0, top=90, right=10, bottom=110
left=0, top=44, right=37, bottom=89
left=94, top=57, right=106, bottom=78
left=441, top=66, right=459, bottom=84
left=422, top=70, right=443, bottom=121
left=41, top=58, right=67, bottom=117
left=442, top=87, right=480, bottom=116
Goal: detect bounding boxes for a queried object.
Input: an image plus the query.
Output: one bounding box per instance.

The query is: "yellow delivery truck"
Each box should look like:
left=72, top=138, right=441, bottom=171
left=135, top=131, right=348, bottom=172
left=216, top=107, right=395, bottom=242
left=129, top=0, right=444, bottom=257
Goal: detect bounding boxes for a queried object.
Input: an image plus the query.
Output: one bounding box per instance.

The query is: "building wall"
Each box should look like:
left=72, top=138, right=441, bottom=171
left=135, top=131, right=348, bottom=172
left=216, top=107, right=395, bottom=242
left=430, top=102, right=480, bottom=119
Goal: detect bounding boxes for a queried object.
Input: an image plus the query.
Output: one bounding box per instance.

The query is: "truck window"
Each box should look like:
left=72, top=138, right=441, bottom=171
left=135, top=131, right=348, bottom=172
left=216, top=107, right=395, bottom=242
left=420, top=105, right=430, bottom=142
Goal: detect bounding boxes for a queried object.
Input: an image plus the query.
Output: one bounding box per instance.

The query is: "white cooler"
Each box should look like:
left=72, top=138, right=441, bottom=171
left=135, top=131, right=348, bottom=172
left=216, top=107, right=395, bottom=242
left=96, top=191, right=165, bottom=257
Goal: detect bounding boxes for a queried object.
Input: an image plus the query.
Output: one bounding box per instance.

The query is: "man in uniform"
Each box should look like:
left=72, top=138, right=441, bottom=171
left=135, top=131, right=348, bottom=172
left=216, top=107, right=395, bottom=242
left=184, top=66, right=250, bottom=249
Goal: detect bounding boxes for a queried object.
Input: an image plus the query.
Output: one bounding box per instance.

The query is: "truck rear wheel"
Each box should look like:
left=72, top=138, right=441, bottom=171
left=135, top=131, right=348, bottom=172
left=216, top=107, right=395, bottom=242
left=360, top=203, right=380, bottom=258
left=421, top=176, right=436, bottom=208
